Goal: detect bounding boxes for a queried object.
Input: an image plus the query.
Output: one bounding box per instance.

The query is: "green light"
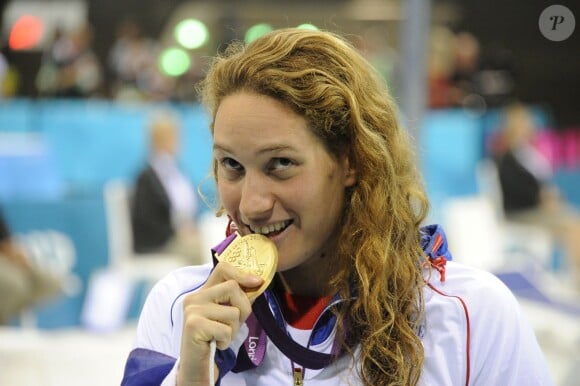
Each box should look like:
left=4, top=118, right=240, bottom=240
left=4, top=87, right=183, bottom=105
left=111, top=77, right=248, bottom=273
left=175, top=19, right=208, bottom=49
left=159, top=48, right=191, bottom=77
left=245, top=23, right=273, bottom=44
left=297, top=23, right=319, bottom=31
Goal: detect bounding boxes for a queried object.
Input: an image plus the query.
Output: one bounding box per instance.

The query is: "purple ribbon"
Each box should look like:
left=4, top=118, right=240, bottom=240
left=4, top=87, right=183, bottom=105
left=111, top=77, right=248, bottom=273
left=243, top=312, right=268, bottom=366
left=212, top=232, right=338, bottom=371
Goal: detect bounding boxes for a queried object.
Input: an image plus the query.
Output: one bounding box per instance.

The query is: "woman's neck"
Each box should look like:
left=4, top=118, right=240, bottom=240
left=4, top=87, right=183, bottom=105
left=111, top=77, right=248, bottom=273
left=277, top=254, right=337, bottom=297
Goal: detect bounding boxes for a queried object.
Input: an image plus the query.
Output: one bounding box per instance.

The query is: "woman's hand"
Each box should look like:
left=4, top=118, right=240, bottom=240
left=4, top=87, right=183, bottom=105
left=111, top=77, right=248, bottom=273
left=176, top=261, right=263, bottom=385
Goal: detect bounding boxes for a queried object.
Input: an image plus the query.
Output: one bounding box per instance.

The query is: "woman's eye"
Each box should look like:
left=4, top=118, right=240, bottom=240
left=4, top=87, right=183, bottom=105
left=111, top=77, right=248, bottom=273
left=268, top=157, right=293, bottom=171
left=220, top=157, right=242, bottom=171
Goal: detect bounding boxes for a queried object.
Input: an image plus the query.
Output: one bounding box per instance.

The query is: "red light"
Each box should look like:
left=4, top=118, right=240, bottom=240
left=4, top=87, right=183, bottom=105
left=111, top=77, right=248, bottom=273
left=9, top=15, right=44, bottom=50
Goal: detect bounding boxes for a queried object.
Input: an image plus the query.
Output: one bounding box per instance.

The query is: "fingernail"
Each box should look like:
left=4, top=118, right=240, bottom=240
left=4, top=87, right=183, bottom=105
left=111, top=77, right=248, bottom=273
left=248, top=275, right=263, bottom=285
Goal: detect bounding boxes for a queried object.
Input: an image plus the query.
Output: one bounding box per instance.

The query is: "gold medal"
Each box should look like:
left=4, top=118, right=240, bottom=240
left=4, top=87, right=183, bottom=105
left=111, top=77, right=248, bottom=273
left=215, top=233, right=278, bottom=300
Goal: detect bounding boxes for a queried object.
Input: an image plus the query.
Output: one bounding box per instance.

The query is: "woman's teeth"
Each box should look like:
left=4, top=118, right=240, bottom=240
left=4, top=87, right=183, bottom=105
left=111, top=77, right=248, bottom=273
left=251, top=220, right=291, bottom=235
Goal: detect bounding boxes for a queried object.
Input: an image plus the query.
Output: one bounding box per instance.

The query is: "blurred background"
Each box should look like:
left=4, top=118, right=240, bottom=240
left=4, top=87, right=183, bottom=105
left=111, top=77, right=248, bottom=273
left=0, top=0, right=578, bottom=385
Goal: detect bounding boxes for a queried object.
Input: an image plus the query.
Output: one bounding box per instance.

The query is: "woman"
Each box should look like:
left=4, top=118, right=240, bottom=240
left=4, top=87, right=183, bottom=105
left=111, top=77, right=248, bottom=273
left=496, top=102, right=580, bottom=286
left=122, top=29, right=552, bottom=385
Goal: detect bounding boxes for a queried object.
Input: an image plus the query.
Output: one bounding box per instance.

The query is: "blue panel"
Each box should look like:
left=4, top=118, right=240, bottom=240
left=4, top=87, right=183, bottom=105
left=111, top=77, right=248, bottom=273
left=177, top=103, right=215, bottom=209
left=0, top=133, right=65, bottom=200
left=554, top=170, right=580, bottom=208
left=38, top=100, right=150, bottom=195
left=420, top=108, right=483, bottom=197
left=0, top=99, right=35, bottom=132
left=29, top=100, right=216, bottom=199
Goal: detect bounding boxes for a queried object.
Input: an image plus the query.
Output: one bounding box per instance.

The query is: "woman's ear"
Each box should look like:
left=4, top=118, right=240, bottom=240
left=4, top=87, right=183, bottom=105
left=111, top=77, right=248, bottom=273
left=342, top=156, right=357, bottom=187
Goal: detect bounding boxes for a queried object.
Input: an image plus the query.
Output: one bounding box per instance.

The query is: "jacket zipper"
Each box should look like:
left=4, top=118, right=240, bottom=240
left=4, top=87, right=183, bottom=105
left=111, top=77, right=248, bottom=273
left=293, top=367, right=303, bottom=385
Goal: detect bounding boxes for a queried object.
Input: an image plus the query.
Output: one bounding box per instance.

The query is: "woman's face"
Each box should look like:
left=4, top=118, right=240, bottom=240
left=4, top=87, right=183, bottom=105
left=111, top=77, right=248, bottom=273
left=213, top=92, right=356, bottom=272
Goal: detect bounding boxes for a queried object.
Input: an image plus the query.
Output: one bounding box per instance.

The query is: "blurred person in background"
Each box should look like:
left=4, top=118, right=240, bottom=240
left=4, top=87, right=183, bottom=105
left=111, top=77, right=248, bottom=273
left=107, top=19, right=144, bottom=99
left=427, top=25, right=455, bottom=108
left=130, top=110, right=202, bottom=264
left=496, top=102, right=580, bottom=284
left=428, top=29, right=487, bottom=111
left=36, top=26, right=66, bottom=97
left=36, top=24, right=103, bottom=98
left=1, top=46, right=20, bottom=98
left=0, top=207, right=61, bottom=325
left=107, top=19, right=169, bottom=101
left=449, top=31, right=482, bottom=108
left=0, top=47, right=8, bottom=97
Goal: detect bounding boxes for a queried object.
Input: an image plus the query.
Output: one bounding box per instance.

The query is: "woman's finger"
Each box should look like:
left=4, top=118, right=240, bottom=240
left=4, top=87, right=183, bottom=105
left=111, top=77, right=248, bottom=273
left=182, top=305, right=235, bottom=348
left=183, top=301, right=244, bottom=341
left=185, top=279, right=253, bottom=322
left=204, top=261, right=264, bottom=295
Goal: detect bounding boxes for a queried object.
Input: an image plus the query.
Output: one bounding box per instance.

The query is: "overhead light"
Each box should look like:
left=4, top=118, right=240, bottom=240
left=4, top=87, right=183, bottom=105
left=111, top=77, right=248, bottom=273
left=175, top=19, right=209, bottom=49
left=159, top=48, right=191, bottom=77
left=245, top=23, right=273, bottom=44
left=296, top=23, right=319, bottom=31
left=9, top=15, right=44, bottom=50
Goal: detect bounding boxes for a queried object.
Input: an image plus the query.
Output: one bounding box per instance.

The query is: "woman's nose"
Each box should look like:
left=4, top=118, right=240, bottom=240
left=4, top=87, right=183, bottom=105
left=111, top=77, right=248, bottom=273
left=239, top=172, right=274, bottom=221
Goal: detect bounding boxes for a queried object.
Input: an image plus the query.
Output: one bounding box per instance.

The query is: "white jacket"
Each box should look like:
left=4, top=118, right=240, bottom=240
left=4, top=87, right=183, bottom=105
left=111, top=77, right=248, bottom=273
left=121, top=226, right=553, bottom=385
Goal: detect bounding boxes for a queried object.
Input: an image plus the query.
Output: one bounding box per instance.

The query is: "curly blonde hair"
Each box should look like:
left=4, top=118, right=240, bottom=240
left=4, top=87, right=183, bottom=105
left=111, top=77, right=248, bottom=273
left=199, top=28, right=429, bottom=386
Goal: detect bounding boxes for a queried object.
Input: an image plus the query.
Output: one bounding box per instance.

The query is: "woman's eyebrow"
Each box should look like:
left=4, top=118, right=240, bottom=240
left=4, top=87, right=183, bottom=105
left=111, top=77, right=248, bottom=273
left=212, top=143, right=233, bottom=153
left=213, top=143, right=295, bottom=155
left=256, top=144, right=294, bottom=155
